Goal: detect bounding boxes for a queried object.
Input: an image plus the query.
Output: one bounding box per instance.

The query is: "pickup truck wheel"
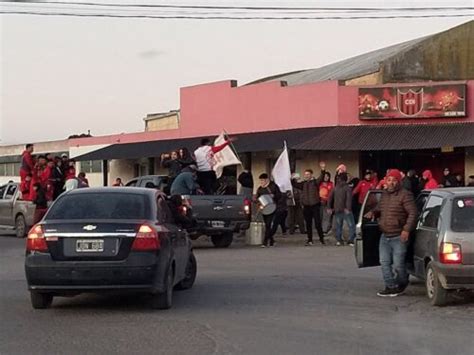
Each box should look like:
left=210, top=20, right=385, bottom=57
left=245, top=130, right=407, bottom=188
left=151, top=267, right=173, bottom=310
left=15, top=215, right=27, bottom=238
left=211, top=233, right=233, bottom=248
left=426, top=262, right=448, bottom=307
left=30, top=291, right=53, bottom=309
left=175, top=253, right=197, bottom=290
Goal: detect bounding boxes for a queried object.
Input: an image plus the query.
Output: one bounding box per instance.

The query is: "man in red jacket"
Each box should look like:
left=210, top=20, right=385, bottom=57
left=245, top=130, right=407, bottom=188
left=20, top=144, right=35, bottom=182
left=353, top=170, right=377, bottom=205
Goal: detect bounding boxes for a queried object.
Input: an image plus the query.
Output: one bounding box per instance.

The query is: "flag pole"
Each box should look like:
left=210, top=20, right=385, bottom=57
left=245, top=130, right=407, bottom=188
left=223, top=129, right=241, bottom=165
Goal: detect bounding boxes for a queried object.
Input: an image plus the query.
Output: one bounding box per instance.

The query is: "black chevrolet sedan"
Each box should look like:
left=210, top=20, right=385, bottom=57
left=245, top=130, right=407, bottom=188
left=25, top=187, right=197, bottom=310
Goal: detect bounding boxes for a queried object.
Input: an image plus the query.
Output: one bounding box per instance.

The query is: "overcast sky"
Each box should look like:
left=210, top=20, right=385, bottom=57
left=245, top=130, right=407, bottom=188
left=0, top=0, right=472, bottom=144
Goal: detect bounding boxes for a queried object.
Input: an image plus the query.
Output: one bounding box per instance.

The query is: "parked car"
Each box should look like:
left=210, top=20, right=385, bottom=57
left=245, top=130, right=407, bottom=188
left=355, top=188, right=474, bottom=306
left=126, top=175, right=251, bottom=248
left=25, top=187, right=197, bottom=310
left=0, top=182, right=36, bottom=238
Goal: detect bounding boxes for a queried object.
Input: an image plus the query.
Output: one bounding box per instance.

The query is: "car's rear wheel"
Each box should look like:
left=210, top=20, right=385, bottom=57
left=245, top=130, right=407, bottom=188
left=30, top=291, right=53, bottom=309
left=175, top=253, right=197, bottom=291
left=426, top=262, right=448, bottom=307
left=15, top=215, right=27, bottom=238
left=152, top=267, right=173, bottom=310
left=211, top=232, right=233, bottom=248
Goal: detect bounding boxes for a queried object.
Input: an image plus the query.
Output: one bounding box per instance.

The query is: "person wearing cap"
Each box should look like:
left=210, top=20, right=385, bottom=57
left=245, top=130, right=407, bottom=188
left=353, top=169, right=377, bottom=217
left=170, top=166, right=201, bottom=196
left=421, top=170, right=438, bottom=190
left=365, top=169, right=417, bottom=297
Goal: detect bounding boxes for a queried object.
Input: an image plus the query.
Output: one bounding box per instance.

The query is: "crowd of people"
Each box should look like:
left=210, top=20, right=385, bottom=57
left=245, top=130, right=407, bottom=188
left=250, top=162, right=474, bottom=248
left=19, top=144, right=89, bottom=219
left=161, top=137, right=235, bottom=196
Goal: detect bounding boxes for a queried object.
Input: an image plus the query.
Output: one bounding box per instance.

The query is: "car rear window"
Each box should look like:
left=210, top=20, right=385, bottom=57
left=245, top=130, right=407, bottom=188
left=452, top=197, right=474, bottom=232
left=46, top=193, right=150, bottom=220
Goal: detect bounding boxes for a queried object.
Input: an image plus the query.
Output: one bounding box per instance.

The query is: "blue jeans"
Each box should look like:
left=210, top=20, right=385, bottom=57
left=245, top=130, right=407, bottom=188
left=379, top=235, right=408, bottom=289
left=334, top=212, right=356, bottom=242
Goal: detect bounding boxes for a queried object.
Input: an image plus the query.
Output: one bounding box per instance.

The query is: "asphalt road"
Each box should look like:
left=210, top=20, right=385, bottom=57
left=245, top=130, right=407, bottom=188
left=1, top=233, right=473, bottom=355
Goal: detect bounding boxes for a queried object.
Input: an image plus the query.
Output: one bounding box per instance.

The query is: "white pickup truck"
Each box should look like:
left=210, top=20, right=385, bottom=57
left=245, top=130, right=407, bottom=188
left=0, top=183, right=36, bottom=237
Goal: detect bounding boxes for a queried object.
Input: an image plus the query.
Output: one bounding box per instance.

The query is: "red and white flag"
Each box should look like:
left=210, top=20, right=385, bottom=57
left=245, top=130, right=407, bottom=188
left=213, top=131, right=242, bottom=178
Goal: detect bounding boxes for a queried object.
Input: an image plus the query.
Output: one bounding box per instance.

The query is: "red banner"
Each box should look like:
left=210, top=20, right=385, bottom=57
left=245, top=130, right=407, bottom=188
left=358, top=84, right=466, bottom=119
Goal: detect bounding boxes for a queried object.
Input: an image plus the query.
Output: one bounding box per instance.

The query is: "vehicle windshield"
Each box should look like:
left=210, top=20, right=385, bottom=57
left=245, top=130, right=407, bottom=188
left=46, top=193, right=150, bottom=220
left=451, top=197, right=474, bottom=232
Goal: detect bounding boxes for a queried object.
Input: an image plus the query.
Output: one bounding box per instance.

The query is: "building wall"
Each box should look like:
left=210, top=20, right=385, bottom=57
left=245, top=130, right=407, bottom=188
left=0, top=140, right=69, bottom=157
left=344, top=72, right=382, bottom=86
left=109, top=159, right=136, bottom=186
left=145, top=114, right=179, bottom=131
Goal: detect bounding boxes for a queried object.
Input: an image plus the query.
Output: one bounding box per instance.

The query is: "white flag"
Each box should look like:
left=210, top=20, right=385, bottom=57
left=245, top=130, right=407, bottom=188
left=271, top=142, right=293, bottom=194
left=213, top=131, right=242, bottom=179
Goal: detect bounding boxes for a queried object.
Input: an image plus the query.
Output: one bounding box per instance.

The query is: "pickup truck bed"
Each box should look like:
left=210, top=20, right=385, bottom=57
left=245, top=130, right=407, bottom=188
left=0, top=183, right=36, bottom=238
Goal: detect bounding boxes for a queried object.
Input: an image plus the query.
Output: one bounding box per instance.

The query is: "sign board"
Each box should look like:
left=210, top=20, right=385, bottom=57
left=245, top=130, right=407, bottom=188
left=359, top=84, right=466, bottom=119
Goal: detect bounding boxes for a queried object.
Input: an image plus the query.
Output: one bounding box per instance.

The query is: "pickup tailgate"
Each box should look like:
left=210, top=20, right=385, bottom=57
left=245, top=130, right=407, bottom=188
left=188, top=195, right=249, bottom=226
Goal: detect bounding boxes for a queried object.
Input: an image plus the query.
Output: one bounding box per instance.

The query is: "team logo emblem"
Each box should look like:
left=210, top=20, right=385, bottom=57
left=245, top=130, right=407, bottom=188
left=397, top=88, right=424, bottom=117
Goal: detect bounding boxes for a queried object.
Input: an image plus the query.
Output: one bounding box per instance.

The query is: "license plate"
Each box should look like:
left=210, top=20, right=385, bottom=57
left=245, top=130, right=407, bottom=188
left=211, top=221, right=225, bottom=228
left=76, top=239, right=104, bottom=252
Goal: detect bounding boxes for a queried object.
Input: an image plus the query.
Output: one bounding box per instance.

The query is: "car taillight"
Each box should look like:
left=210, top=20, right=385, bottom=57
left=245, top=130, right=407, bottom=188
left=244, top=198, right=251, bottom=215
left=26, top=224, right=48, bottom=252
left=439, top=242, right=462, bottom=264
left=131, top=224, right=160, bottom=251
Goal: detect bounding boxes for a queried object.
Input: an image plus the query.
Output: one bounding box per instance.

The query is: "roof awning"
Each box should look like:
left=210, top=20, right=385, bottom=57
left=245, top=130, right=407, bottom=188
left=74, top=127, right=331, bottom=161
left=293, top=123, right=474, bottom=151
left=74, top=123, right=474, bottom=161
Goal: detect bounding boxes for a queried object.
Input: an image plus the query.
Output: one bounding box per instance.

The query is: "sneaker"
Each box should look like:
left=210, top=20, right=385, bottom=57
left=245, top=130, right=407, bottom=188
left=319, top=238, right=326, bottom=245
left=377, top=287, right=402, bottom=297
left=260, top=244, right=266, bottom=248
left=336, top=241, right=343, bottom=246
left=397, top=283, right=409, bottom=293
left=305, top=241, right=313, bottom=246
left=348, top=241, right=355, bottom=247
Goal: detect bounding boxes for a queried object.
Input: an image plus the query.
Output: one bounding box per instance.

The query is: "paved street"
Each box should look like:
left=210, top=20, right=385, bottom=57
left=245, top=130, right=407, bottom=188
left=1, top=234, right=474, bottom=355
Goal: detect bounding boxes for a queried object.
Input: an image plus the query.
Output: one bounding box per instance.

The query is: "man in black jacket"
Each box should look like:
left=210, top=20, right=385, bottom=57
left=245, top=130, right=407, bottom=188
left=328, top=173, right=356, bottom=246
left=256, top=173, right=286, bottom=247
left=292, top=162, right=326, bottom=246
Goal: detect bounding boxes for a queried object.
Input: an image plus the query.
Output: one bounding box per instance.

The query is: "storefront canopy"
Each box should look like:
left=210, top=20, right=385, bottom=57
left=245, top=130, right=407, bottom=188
left=294, top=123, right=474, bottom=151
left=73, top=127, right=331, bottom=161
left=74, top=123, right=474, bottom=161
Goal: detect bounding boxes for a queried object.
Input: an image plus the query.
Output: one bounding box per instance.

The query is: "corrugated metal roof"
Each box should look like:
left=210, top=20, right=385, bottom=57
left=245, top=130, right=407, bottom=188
left=294, top=123, right=474, bottom=151
left=249, top=36, right=429, bottom=86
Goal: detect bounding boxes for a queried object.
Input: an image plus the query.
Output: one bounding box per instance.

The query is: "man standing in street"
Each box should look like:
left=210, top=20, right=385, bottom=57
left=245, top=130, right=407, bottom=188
left=366, top=169, right=417, bottom=297
left=256, top=173, right=286, bottom=247
left=328, top=173, right=356, bottom=246
left=293, top=162, right=326, bottom=246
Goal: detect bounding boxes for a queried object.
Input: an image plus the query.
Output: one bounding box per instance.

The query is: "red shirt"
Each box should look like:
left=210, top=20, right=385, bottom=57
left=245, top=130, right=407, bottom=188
left=424, top=178, right=439, bottom=190
left=319, top=181, right=334, bottom=204
left=353, top=179, right=377, bottom=204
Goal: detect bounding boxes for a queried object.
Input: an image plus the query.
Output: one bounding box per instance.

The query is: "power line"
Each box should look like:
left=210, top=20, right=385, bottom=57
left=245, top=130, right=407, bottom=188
left=1, top=10, right=473, bottom=20
left=1, top=0, right=473, bottom=12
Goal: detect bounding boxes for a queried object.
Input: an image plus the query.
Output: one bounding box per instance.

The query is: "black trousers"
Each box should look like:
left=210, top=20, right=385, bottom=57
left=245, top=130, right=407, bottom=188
left=288, top=205, right=306, bottom=234
left=197, top=171, right=217, bottom=194
left=303, top=204, right=324, bottom=242
left=262, top=210, right=287, bottom=246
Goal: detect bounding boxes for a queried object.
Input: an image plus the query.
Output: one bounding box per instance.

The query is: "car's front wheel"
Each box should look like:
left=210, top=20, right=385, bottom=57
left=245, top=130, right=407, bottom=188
left=426, top=262, right=448, bottom=306
left=152, top=267, right=173, bottom=310
left=211, top=232, right=233, bottom=248
left=175, top=253, right=197, bottom=290
left=30, top=292, right=53, bottom=309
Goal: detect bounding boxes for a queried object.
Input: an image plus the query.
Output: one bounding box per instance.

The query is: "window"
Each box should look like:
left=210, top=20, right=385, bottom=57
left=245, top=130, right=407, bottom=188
left=363, top=192, right=382, bottom=216
left=0, top=185, right=6, bottom=199
left=157, top=196, right=173, bottom=223
left=452, top=197, right=474, bottom=232
left=12, top=163, right=20, bottom=176
left=420, top=195, right=443, bottom=229
left=0, top=164, right=5, bottom=177
left=80, top=160, right=103, bottom=173
left=46, top=193, right=150, bottom=220
left=5, top=185, right=17, bottom=199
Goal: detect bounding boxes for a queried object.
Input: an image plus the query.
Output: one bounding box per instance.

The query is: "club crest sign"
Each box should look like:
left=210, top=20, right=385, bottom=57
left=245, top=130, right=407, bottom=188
left=397, top=88, right=424, bottom=117
left=358, top=83, right=466, bottom=120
